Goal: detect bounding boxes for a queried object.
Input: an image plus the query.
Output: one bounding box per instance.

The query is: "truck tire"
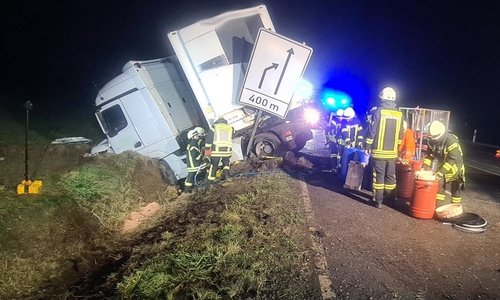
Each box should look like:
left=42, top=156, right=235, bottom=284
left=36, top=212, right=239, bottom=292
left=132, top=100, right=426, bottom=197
left=253, top=132, right=285, bottom=158
left=158, top=160, right=177, bottom=186
left=292, top=130, right=311, bottom=154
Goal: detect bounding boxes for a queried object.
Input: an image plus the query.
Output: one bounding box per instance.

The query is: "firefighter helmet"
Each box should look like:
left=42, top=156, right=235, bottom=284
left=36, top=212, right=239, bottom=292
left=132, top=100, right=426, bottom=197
left=343, top=107, right=355, bottom=118
left=379, top=87, right=396, bottom=101
left=194, top=127, right=206, bottom=136
left=429, top=121, right=446, bottom=140
left=214, top=116, right=228, bottom=124
left=187, top=129, right=199, bottom=139
left=335, top=109, right=345, bottom=118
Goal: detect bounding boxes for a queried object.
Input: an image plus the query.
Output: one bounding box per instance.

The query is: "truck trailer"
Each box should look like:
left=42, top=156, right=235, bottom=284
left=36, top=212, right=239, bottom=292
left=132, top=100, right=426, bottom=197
left=91, top=5, right=313, bottom=184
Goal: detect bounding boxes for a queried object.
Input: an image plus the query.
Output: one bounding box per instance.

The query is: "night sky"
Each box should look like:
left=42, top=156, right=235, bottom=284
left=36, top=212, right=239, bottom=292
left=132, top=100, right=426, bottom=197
left=2, top=0, right=500, bottom=144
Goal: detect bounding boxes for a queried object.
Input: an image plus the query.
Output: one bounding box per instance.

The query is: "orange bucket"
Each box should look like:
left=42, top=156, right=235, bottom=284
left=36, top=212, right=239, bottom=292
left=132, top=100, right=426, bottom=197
left=410, top=177, right=438, bottom=219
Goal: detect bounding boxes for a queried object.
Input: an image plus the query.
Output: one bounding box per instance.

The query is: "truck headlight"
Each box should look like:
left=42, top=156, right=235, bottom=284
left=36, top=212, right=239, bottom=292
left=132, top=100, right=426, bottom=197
left=304, top=108, right=320, bottom=124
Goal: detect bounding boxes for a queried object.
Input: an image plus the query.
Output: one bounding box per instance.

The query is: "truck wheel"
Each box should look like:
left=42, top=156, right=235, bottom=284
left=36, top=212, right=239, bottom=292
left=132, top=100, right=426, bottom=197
left=292, top=129, right=313, bottom=154
left=158, top=160, right=177, bottom=186
left=253, top=132, right=285, bottom=157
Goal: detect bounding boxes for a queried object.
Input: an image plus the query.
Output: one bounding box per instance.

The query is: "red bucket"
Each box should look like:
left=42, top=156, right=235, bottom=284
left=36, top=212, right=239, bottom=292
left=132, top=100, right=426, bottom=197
left=396, top=160, right=423, bottom=199
left=410, top=178, right=438, bottom=219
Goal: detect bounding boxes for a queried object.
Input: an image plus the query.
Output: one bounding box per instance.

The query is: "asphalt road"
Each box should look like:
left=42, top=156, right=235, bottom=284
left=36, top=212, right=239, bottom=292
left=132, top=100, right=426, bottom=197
left=298, top=130, right=500, bottom=299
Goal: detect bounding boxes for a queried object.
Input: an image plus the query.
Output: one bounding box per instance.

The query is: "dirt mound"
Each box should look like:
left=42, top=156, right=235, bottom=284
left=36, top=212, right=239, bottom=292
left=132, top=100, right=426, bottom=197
left=230, top=152, right=315, bottom=176
left=230, top=157, right=282, bottom=175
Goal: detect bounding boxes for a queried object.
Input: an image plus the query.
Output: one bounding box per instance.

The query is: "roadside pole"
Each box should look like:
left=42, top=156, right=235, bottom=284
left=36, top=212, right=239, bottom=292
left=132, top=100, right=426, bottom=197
left=245, top=110, right=263, bottom=158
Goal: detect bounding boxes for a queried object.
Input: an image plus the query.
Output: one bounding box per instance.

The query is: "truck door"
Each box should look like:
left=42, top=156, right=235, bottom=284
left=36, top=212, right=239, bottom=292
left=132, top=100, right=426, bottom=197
left=96, top=100, right=145, bottom=154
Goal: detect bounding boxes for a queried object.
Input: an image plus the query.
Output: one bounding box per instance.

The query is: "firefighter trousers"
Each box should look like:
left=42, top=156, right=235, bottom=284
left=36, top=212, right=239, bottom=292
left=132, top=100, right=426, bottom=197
left=372, top=158, right=397, bottom=205
left=206, top=156, right=230, bottom=186
left=328, top=142, right=339, bottom=170
left=184, top=171, right=196, bottom=193
left=436, top=178, right=462, bottom=203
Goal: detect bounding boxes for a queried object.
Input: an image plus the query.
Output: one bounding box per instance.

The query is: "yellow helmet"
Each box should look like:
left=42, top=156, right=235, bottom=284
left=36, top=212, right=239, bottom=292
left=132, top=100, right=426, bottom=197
left=379, top=87, right=396, bottom=101
left=429, top=121, right=446, bottom=140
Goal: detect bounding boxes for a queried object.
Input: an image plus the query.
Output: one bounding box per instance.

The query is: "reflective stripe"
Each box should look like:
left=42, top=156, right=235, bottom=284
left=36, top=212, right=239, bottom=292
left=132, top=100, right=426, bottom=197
left=444, top=143, right=459, bottom=155
left=366, top=138, right=374, bottom=144
left=451, top=197, right=462, bottom=203
left=384, top=184, right=396, bottom=190
left=423, top=158, right=432, bottom=167
left=185, top=182, right=193, bottom=187
left=436, top=194, right=446, bottom=201
left=373, top=183, right=384, bottom=189
left=371, top=150, right=398, bottom=159
left=187, top=167, right=198, bottom=172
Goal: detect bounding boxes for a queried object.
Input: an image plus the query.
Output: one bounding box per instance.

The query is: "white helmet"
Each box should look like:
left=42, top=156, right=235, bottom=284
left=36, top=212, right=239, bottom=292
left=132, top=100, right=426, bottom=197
left=193, top=127, right=206, bottom=136
left=428, top=121, right=446, bottom=140
left=379, top=87, right=396, bottom=101
left=343, top=107, right=355, bottom=118
left=335, top=109, right=345, bottom=118
left=187, top=129, right=199, bottom=139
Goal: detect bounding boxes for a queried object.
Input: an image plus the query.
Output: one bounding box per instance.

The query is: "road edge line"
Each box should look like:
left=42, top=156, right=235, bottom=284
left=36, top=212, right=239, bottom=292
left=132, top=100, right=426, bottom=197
left=298, top=173, right=336, bottom=300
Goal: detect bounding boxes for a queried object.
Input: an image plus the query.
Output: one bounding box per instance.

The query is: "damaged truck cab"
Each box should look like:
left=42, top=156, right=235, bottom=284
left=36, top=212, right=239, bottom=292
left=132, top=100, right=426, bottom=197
left=92, top=5, right=312, bottom=184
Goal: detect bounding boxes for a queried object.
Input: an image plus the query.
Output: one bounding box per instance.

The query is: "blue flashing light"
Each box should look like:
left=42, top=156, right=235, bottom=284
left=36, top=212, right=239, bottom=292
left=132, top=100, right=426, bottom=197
left=321, top=89, right=352, bottom=111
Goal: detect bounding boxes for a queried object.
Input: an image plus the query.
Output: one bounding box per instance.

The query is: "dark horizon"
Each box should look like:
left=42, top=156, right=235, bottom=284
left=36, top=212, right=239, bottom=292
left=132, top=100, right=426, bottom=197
left=1, top=0, right=499, bottom=145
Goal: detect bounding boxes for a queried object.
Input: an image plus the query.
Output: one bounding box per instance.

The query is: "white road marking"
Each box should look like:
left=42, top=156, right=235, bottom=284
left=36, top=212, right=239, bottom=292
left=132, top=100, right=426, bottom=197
left=298, top=174, right=336, bottom=300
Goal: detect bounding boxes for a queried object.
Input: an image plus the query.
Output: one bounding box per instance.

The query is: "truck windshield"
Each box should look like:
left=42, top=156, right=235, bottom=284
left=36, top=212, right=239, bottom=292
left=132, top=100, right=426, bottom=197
left=96, top=104, right=128, bottom=137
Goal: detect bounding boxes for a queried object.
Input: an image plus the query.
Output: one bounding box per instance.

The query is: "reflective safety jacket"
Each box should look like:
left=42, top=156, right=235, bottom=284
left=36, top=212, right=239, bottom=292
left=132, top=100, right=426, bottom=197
left=205, top=123, right=235, bottom=157
left=364, top=102, right=404, bottom=159
left=186, top=139, right=202, bottom=172
left=398, top=128, right=416, bottom=160
left=423, top=133, right=465, bottom=182
left=339, top=116, right=364, bottom=148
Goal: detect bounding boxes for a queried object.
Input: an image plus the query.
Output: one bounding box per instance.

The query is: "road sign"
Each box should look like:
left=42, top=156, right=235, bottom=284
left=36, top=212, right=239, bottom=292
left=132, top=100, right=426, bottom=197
left=238, top=28, right=313, bottom=118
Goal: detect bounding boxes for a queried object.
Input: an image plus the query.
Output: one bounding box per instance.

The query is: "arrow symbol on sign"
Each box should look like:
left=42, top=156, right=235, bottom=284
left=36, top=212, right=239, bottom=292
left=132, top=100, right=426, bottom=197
left=274, top=48, right=294, bottom=95
left=259, top=63, right=279, bottom=89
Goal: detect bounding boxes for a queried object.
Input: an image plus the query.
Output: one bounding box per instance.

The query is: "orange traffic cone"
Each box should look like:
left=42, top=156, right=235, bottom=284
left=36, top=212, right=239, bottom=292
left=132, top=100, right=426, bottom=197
left=496, top=150, right=500, bottom=158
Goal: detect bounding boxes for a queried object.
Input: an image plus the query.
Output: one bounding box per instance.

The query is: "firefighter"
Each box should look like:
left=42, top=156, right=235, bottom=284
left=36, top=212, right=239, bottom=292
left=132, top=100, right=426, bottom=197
left=205, top=117, right=235, bottom=187
left=184, top=129, right=203, bottom=193
left=340, top=107, right=364, bottom=149
left=364, top=87, right=404, bottom=208
left=325, top=109, right=344, bottom=173
left=398, top=120, right=416, bottom=164
left=422, top=120, right=465, bottom=203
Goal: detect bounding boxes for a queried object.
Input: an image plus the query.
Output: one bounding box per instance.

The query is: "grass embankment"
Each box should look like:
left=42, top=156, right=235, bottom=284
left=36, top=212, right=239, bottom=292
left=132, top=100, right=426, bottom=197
left=0, top=152, right=178, bottom=299
left=115, top=173, right=319, bottom=300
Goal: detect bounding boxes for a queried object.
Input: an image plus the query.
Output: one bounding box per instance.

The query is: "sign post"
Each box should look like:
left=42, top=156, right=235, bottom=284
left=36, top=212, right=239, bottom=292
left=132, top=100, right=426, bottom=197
left=238, top=28, right=313, bottom=119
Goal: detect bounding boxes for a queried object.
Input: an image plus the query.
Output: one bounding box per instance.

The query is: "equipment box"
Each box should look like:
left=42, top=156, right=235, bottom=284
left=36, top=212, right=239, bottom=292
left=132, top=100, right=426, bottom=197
left=344, top=161, right=364, bottom=191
